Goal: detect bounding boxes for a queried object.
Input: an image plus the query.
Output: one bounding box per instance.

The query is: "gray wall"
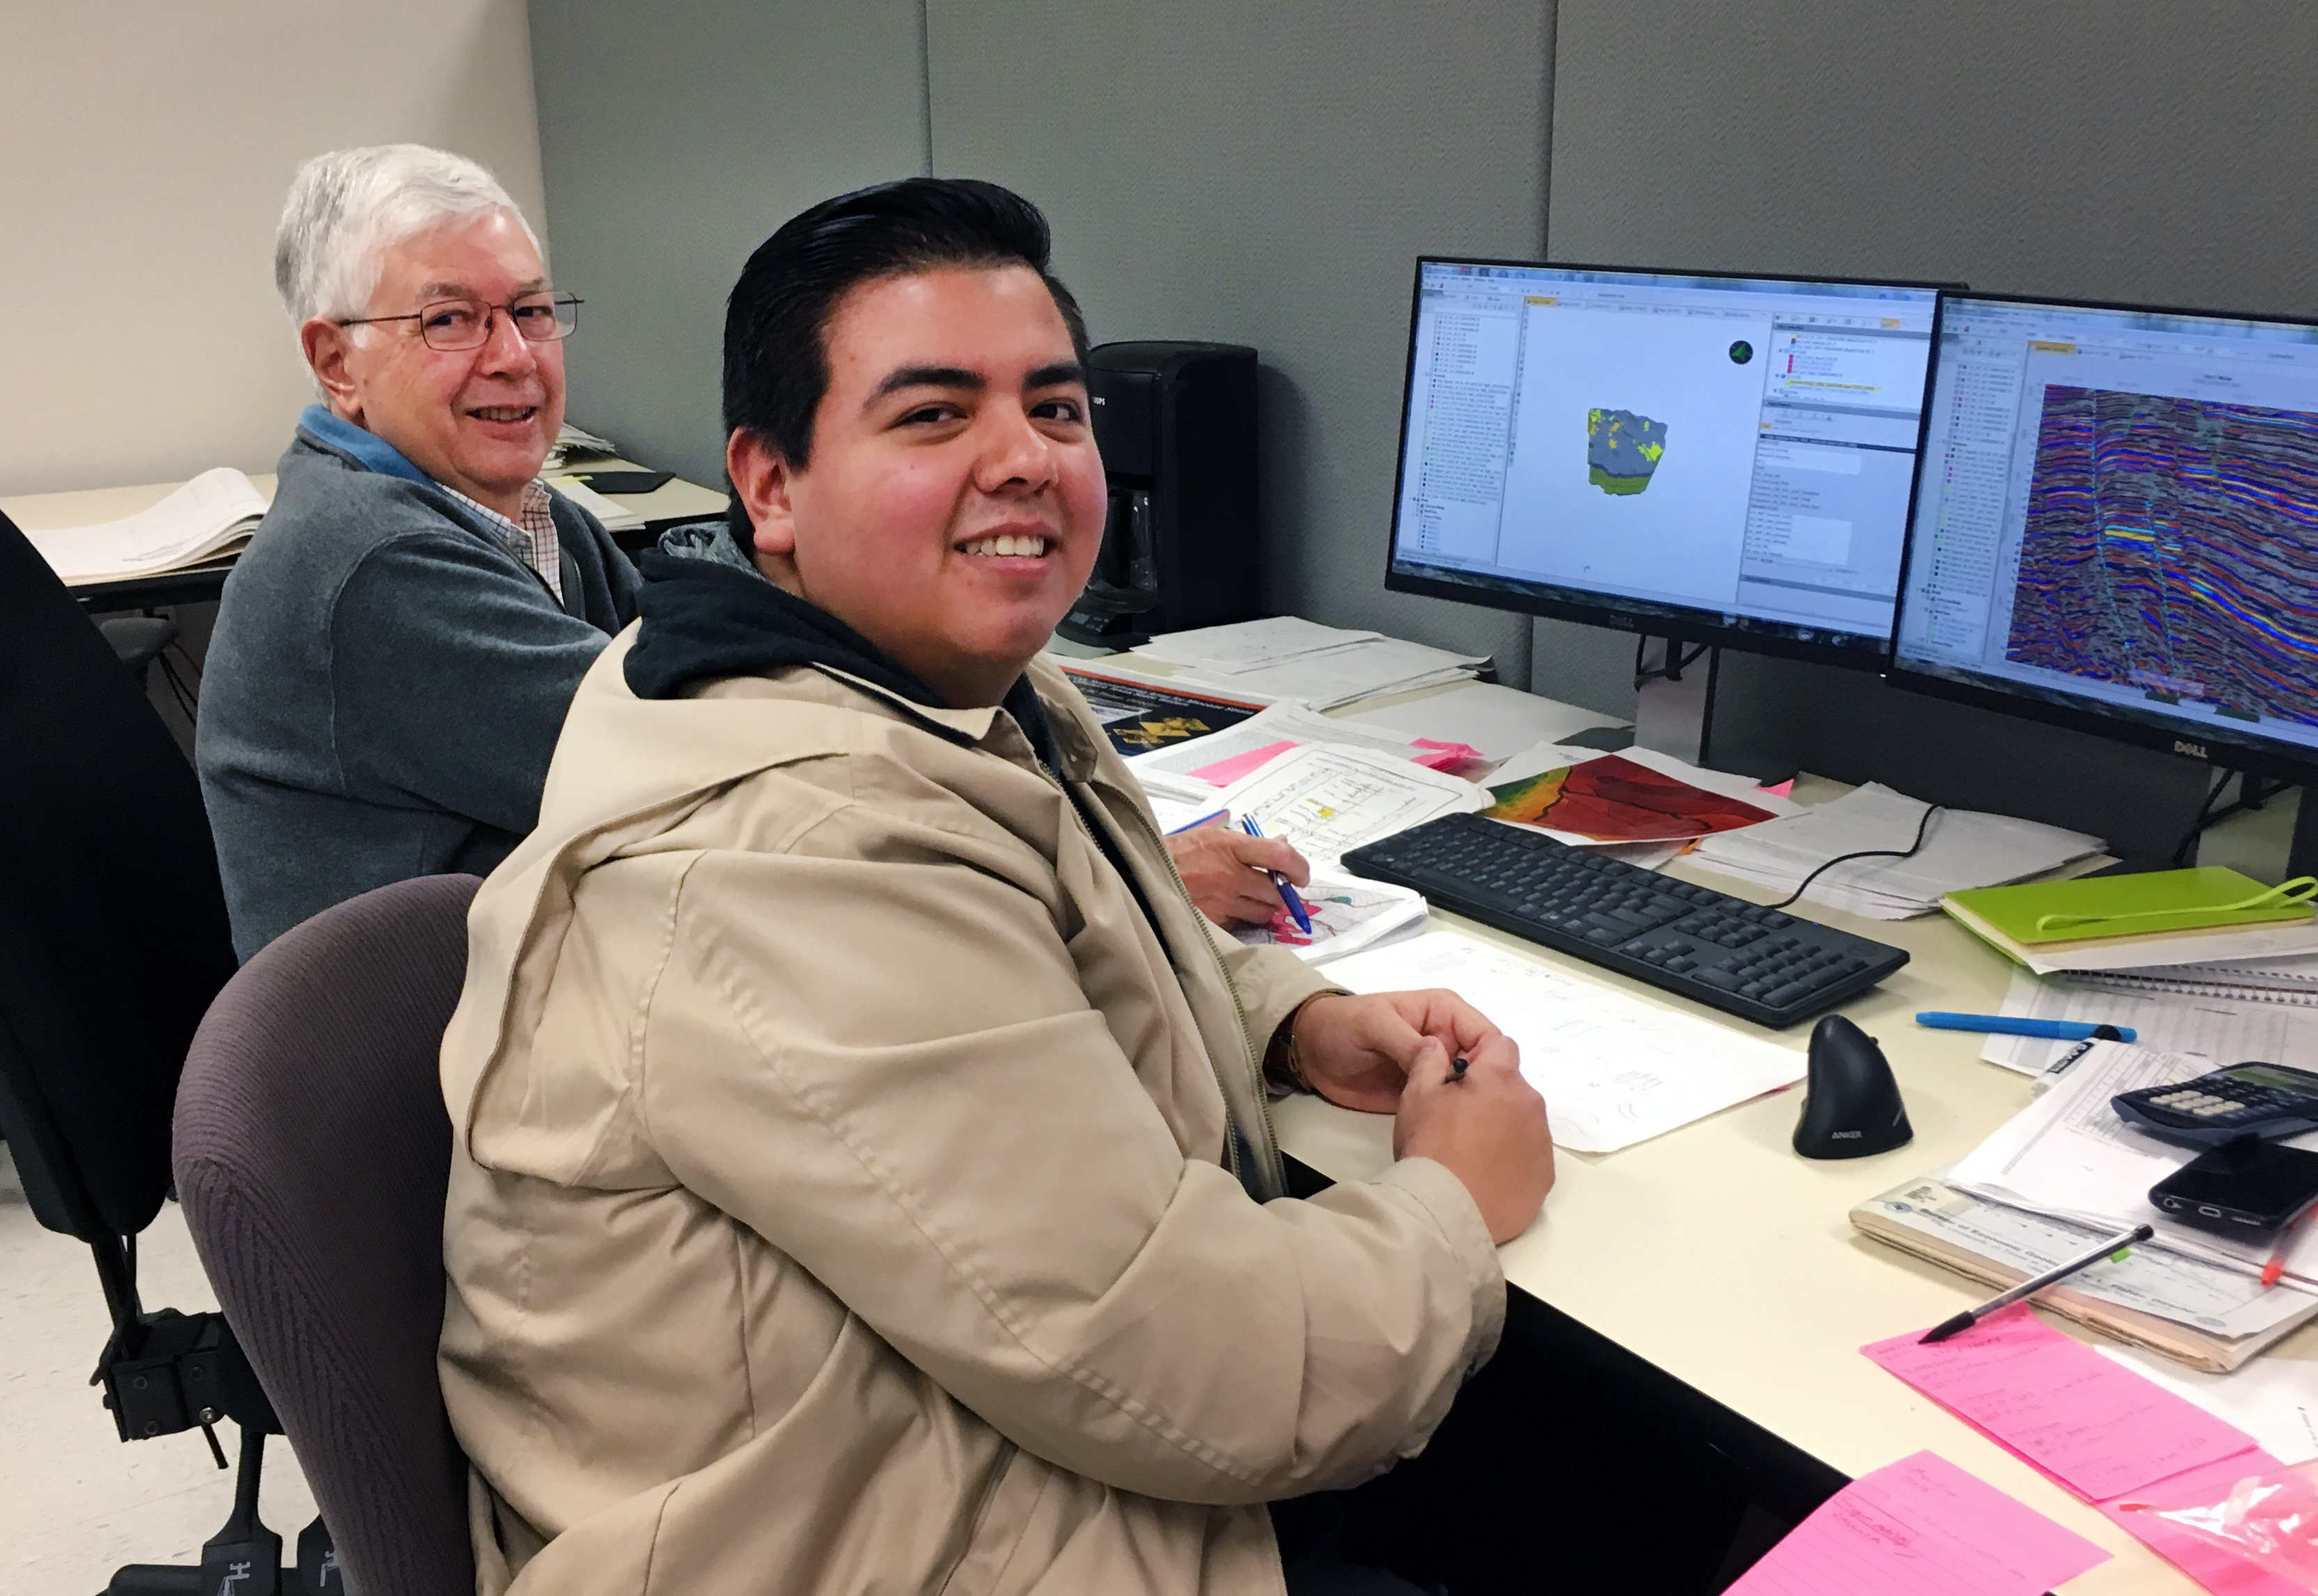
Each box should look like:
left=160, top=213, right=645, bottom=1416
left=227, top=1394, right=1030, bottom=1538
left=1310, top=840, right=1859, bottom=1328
left=530, top=0, right=1555, bottom=682
left=527, top=0, right=928, bottom=487
left=1541, top=0, right=2318, bottom=856
left=926, top=1, right=1553, bottom=682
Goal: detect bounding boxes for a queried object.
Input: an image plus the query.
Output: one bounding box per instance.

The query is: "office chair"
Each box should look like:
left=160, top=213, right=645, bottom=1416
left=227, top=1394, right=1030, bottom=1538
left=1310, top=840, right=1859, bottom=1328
left=0, top=510, right=311, bottom=1593
left=99, top=614, right=180, bottom=683
left=173, top=874, right=481, bottom=1596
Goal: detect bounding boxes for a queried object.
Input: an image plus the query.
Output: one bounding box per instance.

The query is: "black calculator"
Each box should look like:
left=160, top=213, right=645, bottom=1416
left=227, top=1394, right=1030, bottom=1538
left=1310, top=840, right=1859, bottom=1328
left=2113, top=1061, right=2318, bottom=1147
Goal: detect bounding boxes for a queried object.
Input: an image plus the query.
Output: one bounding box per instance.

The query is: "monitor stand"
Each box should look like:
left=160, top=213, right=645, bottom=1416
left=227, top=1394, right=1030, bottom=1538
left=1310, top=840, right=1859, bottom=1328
left=1631, top=637, right=1796, bottom=785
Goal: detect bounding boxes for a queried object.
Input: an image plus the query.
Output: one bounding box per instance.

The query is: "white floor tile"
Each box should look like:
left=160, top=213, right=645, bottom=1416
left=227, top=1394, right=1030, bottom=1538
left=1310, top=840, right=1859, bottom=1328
left=1, top=1145, right=316, bottom=1595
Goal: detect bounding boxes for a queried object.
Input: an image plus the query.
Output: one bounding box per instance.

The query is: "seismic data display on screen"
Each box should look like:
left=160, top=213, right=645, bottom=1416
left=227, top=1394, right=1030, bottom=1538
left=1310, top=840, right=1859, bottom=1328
left=1388, top=261, right=1941, bottom=652
left=1895, top=297, right=2318, bottom=756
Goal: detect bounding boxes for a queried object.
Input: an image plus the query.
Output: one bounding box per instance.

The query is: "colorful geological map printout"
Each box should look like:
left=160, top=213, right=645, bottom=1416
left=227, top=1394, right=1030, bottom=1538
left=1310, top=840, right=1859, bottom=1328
left=2007, top=385, right=2318, bottom=728
left=1484, top=753, right=1774, bottom=843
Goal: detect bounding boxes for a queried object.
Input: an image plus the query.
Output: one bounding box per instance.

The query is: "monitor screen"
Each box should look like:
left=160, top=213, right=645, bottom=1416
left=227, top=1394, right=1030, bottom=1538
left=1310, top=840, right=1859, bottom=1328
left=1892, top=294, right=2318, bottom=776
left=1383, top=259, right=1945, bottom=664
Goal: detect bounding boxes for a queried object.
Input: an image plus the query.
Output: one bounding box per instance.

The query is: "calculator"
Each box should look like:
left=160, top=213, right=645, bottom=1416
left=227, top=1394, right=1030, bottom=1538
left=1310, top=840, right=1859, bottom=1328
left=2112, top=1061, right=2318, bottom=1147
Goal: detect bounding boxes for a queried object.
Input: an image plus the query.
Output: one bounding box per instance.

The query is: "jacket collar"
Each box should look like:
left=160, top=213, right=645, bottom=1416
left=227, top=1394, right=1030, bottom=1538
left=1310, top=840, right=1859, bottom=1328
left=295, top=403, right=433, bottom=487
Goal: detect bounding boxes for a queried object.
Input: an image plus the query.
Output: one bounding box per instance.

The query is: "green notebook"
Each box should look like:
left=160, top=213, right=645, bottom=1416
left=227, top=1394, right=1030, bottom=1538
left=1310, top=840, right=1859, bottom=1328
left=1943, top=867, right=2317, bottom=948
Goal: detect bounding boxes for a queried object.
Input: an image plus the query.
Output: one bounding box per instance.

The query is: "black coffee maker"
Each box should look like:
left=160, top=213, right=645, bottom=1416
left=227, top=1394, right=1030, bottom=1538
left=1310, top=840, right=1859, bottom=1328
left=1058, top=341, right=1260, bottom=647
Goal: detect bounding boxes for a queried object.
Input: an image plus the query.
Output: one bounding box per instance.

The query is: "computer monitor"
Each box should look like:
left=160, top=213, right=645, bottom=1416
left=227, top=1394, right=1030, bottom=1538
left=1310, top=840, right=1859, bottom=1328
left=1383, top=259, right=1947, bottom=667
left=1891, top=292, right=2318, bottom=792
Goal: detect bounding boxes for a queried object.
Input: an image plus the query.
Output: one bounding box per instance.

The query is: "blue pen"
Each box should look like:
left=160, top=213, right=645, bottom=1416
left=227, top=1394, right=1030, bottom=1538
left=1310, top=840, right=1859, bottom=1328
left=1915, top=1012, right=2138, bottom=1043
left=1239, top=815, right=1313, bottom=934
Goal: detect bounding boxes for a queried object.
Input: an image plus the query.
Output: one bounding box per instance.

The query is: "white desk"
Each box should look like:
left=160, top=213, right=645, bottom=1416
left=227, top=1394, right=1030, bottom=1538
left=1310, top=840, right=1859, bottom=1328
left=1, top=458, right=728, bottom=611
left=1276, top=767, right=2315, bottom=1595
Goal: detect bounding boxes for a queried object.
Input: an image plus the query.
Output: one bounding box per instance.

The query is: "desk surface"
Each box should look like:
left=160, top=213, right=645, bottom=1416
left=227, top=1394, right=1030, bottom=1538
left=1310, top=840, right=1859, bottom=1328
left=1275, top=769, right=2314, bottom=1594
left=0, top=459, right=729, bottom=610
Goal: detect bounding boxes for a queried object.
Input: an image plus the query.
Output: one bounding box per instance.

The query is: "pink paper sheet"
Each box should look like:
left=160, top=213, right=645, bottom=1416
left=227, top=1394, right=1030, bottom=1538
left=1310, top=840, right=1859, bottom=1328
left=1408, top=737, right=1484, bottom=771
left=1724, top=1450, right=2108, bottom=1596
left=1188, top=740, right=1298, bottom=785
left=2104, top=1450, right=2305, bottom=1596
left=1862, top=1307, right=2260, bottom=1503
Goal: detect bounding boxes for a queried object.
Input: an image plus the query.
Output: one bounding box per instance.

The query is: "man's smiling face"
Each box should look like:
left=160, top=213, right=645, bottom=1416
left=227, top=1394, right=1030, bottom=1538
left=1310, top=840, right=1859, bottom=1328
left=731, top=264, right=1107, bottom=708
left=317, top=210, right=565, bottom=516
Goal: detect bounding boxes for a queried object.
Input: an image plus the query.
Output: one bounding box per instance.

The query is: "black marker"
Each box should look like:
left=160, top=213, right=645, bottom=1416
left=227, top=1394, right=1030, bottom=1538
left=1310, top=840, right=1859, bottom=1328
left=1449, top=1056, right=1469, bottom=1082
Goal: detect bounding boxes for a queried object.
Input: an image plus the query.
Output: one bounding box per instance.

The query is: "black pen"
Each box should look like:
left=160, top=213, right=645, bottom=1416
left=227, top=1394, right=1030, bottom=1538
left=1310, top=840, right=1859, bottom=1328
left=1449, top=1056, right=1469, bottom=1082
left=1918, top=1222, right=2154, bottom=1343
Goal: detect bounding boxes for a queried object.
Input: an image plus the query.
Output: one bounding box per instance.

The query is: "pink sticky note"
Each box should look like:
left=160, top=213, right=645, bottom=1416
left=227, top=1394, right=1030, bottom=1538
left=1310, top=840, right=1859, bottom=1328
left=1408, top=737, right=1485, bottom=771
left=1725, top=1450, right=2108, bottom=1596
left=1758, top=778, right=1796, bottom=797
left=1864, top=1308, right=2259, bottom=1503
left=2103, top=1450, right=2305, bottom=1595
left=1188, top=740, right=1298, bottom=785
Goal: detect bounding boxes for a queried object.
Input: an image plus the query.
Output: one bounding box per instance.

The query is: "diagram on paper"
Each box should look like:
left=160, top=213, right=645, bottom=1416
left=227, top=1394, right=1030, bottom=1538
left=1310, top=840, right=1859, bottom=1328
left=2006, top=384, right=2318, bottom=728
left=1235, top=874, right=1429, bottom=963
left=1587, top=407, right=1668, bottom=496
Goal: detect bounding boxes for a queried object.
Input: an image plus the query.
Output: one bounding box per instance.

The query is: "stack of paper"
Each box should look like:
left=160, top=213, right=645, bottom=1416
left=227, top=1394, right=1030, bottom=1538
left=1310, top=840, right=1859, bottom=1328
left=1947, top=1039, right=2318, bottom=1290
left=1722, top=1450, right=2108, bottom=1596
left=1208, top=744, right=1487, bottom=863
left=26, top=467, right=267, bottom=582
left=1232, top=872, right=1429, bottom=964
left=1979, top=918, right=2318, bottom=979
left=1123, top=702, right=1468, bottom=804
left=1332, top=680, right=1627, bottom=761
left=1322, top=930, right=1806, bottom=1152
left=1131, top=616, right=1486, bottom=710
left=543, top=420, right=621, bottom=471
left=1688, top=783, right=2102, bottom=919
left=546, top=476, right=645, bottom=533
left=1853, top=1177, right=2317, bottom=1369
left=1978, top=967, right=2318, bottom=1077
left=2077, top=950, right=2318, bottom=1004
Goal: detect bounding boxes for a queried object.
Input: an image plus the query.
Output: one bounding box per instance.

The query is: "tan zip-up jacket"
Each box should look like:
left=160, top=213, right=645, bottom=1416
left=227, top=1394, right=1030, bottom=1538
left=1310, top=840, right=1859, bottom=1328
left=438, top=634, right=1505, bottom=1596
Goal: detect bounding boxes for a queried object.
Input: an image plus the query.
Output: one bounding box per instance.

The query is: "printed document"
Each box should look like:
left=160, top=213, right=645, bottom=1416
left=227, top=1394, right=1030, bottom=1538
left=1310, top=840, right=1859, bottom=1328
left=1947, top=1040, right=2318, bottom=1285
left=1125, top=703, right=1438, bottom=802
left=1231, top=873, right=1429, bottom=964
left=26, top=467, right=266, bottom=581
left=1983, top=967, right=2318, bottom=1075
left=1721, top=1449, right=2107, bottom=1596
left=1209, top=744, right=1485, bottom=861
left=1321, top=930, right=1805, bottom=1152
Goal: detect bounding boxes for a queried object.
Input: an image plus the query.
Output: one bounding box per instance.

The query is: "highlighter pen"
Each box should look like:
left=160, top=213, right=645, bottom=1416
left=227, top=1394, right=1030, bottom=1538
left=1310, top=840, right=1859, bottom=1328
left=1239, top=815, right=1313, bottom=934
left=1919, top=1223, right=2153, bottom=1343
left=1915, top=1012, right=2137, bottom=1044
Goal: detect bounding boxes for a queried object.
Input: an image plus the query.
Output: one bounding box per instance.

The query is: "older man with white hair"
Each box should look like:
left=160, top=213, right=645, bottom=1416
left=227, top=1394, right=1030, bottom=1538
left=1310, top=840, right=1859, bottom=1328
left=197, top=144, right=641, bottom=960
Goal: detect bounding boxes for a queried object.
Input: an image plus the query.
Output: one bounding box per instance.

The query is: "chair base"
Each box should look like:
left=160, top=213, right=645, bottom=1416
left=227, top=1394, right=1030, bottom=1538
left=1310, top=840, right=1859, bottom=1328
left=98, top=1424, right=335, bottom=1595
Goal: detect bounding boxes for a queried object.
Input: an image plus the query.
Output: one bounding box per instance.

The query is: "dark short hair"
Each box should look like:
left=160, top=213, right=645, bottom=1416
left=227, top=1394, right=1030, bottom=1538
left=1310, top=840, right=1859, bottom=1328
left=722, top=178, right=1089, bottom=492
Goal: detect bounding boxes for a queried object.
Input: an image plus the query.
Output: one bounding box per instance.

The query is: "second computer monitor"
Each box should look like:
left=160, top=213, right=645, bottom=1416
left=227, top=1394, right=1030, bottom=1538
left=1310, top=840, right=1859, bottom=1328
left=1385, top=260, right=1945, bottom=664
left=1892, top=293, right=2318, bottom=782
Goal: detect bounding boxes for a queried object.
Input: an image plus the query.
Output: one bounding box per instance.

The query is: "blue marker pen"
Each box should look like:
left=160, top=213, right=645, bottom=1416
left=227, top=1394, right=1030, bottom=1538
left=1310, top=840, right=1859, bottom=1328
left=1239, top=815, right=1313, bottom=934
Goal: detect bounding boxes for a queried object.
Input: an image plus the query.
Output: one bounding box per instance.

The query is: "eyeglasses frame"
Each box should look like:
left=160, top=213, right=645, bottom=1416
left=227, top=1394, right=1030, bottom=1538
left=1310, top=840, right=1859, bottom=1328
left=334, top=292, right=584, bottom=351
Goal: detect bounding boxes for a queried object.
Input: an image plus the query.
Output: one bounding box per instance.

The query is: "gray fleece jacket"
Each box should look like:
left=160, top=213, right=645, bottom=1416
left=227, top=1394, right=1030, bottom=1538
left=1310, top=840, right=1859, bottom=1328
left=195, top=409, right=643, bottom=960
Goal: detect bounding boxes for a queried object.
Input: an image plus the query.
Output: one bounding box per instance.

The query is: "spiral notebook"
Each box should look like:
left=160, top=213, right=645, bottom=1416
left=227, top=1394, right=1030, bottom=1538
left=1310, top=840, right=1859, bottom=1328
left=2067, top=955, right=2318, bottom=1008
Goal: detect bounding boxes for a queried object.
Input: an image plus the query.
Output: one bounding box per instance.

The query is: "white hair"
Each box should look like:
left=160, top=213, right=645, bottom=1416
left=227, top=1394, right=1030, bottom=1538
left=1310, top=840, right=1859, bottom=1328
left=274, top=144, right=541, bottom=327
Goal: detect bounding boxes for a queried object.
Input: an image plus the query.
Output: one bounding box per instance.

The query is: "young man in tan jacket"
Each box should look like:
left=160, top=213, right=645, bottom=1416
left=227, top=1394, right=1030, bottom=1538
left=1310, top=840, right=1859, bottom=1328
left=437, top=178, right=1553, bottom=1596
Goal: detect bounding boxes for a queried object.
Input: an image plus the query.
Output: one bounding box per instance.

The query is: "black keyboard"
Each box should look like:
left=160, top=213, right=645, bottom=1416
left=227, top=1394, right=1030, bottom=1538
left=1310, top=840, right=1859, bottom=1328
left=1341, top=812, right=1909, bottom=1028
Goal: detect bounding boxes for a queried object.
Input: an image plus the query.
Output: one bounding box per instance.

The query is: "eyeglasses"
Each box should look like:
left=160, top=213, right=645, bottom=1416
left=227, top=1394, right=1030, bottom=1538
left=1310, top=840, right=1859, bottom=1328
left=336, top=292, right=582, bottom=351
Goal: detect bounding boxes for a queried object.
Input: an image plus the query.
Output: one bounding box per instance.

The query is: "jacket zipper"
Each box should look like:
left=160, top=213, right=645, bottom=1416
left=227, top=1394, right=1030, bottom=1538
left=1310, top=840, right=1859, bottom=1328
left=1107, top=783, right=1288, bottom=1202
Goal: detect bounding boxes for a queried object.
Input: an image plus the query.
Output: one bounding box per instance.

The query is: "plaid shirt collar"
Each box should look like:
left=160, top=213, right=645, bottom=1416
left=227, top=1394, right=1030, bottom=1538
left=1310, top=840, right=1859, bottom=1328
left=441, top=479, right=565, bottom=603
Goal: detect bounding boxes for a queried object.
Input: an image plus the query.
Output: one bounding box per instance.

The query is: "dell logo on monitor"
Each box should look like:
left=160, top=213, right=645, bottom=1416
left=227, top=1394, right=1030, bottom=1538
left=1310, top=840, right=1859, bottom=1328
left=2174, top=739, right=2210, bottom=760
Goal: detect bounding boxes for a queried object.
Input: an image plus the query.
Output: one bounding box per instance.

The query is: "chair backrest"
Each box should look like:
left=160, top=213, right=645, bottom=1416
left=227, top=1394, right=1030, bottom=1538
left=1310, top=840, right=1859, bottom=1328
left=173, top=873, right=482, bottom=1596
left=0, top=510, right=237, bottom=1242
